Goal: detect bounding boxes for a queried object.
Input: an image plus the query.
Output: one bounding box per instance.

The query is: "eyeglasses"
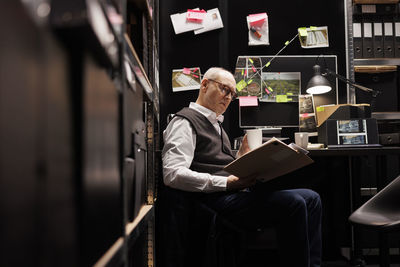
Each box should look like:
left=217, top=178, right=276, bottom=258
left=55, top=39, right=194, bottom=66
left=207, top=78, right=237, bottom=100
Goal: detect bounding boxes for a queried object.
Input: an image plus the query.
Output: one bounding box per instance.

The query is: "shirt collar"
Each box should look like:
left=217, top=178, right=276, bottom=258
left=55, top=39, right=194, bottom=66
left=189, top=102, right=224, bottom=124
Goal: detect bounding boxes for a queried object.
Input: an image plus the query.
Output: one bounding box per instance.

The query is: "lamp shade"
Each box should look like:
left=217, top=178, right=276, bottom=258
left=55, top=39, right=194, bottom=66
left=306, top=65, right=332, bottom=95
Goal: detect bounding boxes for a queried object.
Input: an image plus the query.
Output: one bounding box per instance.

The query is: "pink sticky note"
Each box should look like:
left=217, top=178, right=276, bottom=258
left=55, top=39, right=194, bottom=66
left=187, top=9, right=206, bottom=22
left=248, top=12, right=267, bottom=27
left=264, top=88, right=270, bottom=94
left=183, top=68, right=191, bottom=75
left=239, top=96, right=258, bottom=107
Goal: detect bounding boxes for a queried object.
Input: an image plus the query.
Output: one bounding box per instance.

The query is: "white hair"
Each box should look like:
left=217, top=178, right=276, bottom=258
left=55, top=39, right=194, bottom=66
left=202, top=67, right=234, bottom=81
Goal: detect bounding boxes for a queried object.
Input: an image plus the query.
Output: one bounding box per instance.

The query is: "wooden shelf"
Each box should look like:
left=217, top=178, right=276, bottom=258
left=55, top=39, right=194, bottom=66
left=126, top=205, right=154, bottom=246
left=354, top=65, right=397, bottom=73
left=93, top=205, right=154, bottom=267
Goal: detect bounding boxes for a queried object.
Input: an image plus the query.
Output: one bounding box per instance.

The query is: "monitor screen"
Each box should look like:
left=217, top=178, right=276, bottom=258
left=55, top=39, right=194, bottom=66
left=235, top=55, right=338, bottom=128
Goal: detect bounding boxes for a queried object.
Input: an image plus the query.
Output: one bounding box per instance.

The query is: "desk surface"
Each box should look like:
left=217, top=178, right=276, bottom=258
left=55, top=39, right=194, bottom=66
left=308, top=146, right=400, bottom=157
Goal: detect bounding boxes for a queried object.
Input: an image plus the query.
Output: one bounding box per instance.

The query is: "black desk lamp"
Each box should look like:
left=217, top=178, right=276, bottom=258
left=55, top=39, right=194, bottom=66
left=306, top=64, right=381, bottom=98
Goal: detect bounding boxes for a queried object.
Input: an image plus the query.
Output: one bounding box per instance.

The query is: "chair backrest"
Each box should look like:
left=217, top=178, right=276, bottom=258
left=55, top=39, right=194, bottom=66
left=360, top=175, right=400, bottom=213
left=349, top=174, right=400, bottom=230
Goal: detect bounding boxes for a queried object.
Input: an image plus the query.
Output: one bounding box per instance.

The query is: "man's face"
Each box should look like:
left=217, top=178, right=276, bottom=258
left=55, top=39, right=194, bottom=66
left=201, top=72, right=236, bottom=116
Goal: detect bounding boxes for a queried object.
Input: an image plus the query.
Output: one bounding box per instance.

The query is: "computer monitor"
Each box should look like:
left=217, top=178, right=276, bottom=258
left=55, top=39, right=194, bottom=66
left=235, top=55, right=338, bottom=129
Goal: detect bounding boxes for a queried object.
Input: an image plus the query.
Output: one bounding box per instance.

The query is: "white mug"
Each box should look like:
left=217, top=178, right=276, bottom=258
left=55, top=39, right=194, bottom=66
left=295, top=132, right=309, bottom=149
left=246, top=129, right=262, bottom=150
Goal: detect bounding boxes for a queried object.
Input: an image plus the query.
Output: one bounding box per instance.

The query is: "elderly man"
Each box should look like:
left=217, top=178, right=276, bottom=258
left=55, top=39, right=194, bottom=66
left=162, top=67, right=322, bottom=267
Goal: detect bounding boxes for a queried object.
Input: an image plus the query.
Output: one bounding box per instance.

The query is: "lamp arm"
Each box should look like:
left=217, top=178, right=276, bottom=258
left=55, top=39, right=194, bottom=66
left=324, top=68, right=380, bottom=97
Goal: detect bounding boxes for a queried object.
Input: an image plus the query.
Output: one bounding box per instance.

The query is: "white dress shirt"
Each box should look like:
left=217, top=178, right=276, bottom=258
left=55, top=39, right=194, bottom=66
left=162, top=102, right=228, bottom=192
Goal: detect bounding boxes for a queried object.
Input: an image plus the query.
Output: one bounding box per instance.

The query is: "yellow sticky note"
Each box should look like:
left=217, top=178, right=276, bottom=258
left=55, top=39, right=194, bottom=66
left=236, top=80, right=247, bottom=91
left=310, top=26, right=317, bottom=31
left=241, top=69, right=244, bottom=75
left=247, top=79, right=253, bottom=84
left=287, top=98, right=293, bottom=101
left=268, top=86, right=274, bottom=92
left=298, top=27, right=308, bottom=37
left=276, top=95, right=288, bottom=103
left=248, top=58, right=254, bottom=64
left=316, top=106, right=324, bottom=112
left=287, top=92, right=293, bottom=95
left=285, top=41, right=289, bottom=46
left=265, top=62, right=271, bottom=68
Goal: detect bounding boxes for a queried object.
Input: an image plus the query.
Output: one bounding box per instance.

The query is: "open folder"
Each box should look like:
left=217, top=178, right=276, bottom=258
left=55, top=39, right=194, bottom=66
left=224, top=137, right=314, bottom=182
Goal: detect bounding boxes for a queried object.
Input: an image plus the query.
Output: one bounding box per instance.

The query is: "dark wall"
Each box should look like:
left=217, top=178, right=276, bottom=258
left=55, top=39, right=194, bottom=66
left=159, top=0, right=225, bottom=129
left=159, top=0, right=347, bottom=141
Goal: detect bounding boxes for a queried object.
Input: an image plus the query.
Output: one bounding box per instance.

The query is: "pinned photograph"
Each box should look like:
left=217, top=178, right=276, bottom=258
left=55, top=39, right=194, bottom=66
left=171, top=68, right=201, bottom=92
left=194, top=8, right=224, bottom=34
left=298, top=94, right=316, bottom=133
left=170, top=8, right=204, bottom=34
left=234, top=56, right=263, bottom=97
left=299, top=114, right=317, bottom=132
left=299, top=94, right=315, bottom=114
left=246, top=12, right=269, bottom=46
left=260, top=72, right=300, bottom=103
left=298, top=26, right=329, bottom=49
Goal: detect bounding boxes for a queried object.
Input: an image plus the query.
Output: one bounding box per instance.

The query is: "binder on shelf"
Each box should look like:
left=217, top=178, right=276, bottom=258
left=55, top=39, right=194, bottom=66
left=353, top=22, right=363, bottom=58
left=384, top=20, right=395, bottom=57
left=373, top=21, right=384, bottom=58
left=394, top=21, right=400, bottom=57
left=362, top=20, right=374, bottom=58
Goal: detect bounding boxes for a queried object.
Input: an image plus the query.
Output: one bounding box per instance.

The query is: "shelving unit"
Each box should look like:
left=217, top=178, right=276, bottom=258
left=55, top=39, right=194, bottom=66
left=123, top=2, right=159, bottom=266
left=342, top=3, right=400, bottom=263
left=0, top=1, right=159, bottom=266
left=350, top=0, right=400, bottom=64
left=347, top=0, right=400, bottom=111
left=119, top=0, right=160, bottom=266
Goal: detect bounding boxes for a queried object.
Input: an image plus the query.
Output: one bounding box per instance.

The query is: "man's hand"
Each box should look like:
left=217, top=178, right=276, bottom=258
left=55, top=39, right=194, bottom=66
left=226, top=174, right=257, bottom=191
left=236, top=134, right=251, bottom=158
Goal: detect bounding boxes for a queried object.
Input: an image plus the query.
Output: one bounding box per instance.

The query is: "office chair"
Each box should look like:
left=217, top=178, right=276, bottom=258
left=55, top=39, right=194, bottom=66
left=157, top=186, right=278, bottom=267
left=348, top=174, right=400, bottom=267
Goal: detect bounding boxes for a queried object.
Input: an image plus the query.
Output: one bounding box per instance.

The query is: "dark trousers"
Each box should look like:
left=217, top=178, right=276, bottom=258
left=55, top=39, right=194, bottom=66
left=201, top=186, right=322, bottom=267
left=157, top=184, right=322, bottom=267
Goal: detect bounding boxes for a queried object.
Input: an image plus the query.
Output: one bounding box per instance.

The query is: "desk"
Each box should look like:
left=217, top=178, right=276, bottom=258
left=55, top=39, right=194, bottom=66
left=309, top=146, right=400, bottom=202
left=308, top=146, right=400, bottom=263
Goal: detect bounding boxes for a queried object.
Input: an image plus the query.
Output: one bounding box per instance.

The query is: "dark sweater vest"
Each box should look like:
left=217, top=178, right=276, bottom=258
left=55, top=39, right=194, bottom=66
left=175, top=107, right=235, bottom=176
